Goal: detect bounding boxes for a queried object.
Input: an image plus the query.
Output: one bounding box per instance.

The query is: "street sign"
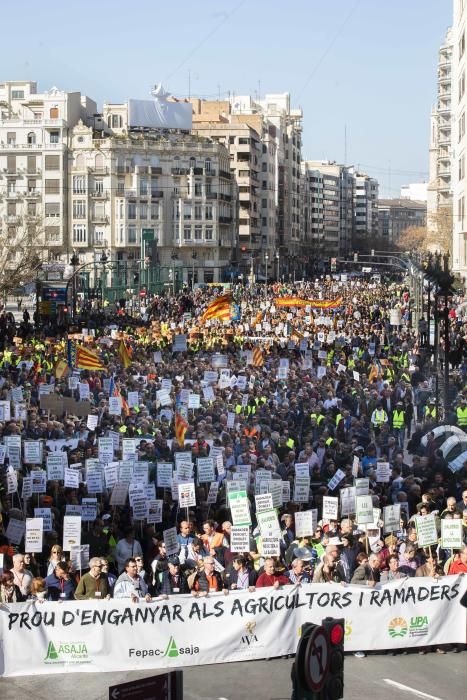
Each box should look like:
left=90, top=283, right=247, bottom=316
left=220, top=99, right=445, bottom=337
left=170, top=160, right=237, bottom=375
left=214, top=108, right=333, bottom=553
left=109, top=671, right=182, bottom=700
left=139, top=289, right=147, bottom=297
left=304, top=625, right=330, bottom=692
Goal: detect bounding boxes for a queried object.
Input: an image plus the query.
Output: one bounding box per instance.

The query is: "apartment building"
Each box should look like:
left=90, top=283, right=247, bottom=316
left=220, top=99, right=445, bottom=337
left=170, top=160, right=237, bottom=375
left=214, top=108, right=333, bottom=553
left=0, top=80, right=96, bottom=261
left=350, top=169, right=379, bottom=246
left=69, top=103, right=235, bottom=285
left=451, top=1, right=467, bottom=282
left=427, top=29, right=453, bottom=254
left=300, top=161, right=354, bottom=261
left=377, top=198, right=427, bottom=245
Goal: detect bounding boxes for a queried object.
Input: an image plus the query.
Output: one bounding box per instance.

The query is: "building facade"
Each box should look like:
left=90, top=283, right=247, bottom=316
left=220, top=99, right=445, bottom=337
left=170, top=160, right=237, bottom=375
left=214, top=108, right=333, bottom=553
left=451, top=2, right=467, bottom=281
left=350, top=169, right=379, bottom=246
left=0, top=80, right=96, bottom=263
left=377, top=198, right=427, bottom=245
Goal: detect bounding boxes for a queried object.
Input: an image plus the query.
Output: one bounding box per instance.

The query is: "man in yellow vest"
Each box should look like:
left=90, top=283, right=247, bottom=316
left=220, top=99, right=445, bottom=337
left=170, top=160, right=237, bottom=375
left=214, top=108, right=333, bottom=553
left=456, top=398, right=467, bottom=431
left=392, top=400, right=405, bottom=449
left=424, top=400, right=437, bottom=423
left=371, top=404, right=388, bottom=435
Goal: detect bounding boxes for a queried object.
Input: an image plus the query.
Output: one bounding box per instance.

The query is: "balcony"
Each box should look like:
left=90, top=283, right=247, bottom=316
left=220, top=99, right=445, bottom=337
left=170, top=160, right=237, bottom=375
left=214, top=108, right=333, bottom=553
left=219, top=216, right=233, bottom=224
left=219, top=170, right=231, bottom=179
left=205, top=169, right=216, bottom=176
left=437, top=150, right=450, bottom=161
left=193, top=167, right=203, bottom=175
left=4, top=215, right=21, bottom=224
left=150, top=190, right=163, bottom=198
left=151, top=167, right=162, bottom=175
left=25, top=168, right=41, bottom=176
left=206, top=192, right=218, bottom=199
left=90, top=167, right=109, bottom=175
left=5, top=191, right=23, bottom=199
left=91, top=215, right=109, bottom=224
left=171, top=167, right=189, bottom=175
left=90, top=191, right=109, bottom=199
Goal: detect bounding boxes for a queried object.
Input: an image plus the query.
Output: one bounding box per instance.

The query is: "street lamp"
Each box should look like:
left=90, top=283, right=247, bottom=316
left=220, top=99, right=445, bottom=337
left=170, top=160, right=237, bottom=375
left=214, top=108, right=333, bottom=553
left=191, top=251, right=197, bottom=291
left=265, top=253, right=269, bottom=293
left=100, top=252, right=109, bottom=307
left=171, top=251, right=178, bottom=295
left=70, top=251, right=79, bottom=322
left=275, top=251, right=280, bottom=282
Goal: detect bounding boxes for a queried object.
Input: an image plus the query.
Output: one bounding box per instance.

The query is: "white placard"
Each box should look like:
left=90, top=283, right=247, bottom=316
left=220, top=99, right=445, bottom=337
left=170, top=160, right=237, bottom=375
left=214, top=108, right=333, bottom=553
left=178, top=482, right=196, bottom=508
left=188, top=393, right=201, bottom=409
left=356, top=495, right=374, bottom=524
left=282, top=482, right=291, bottom=504
left=110, top=482, right=129, bottom=506
left=34, top=508, right=52, bottom=531
left=5, top=518, right=25, bottom=545
left=122, top=439, right=137, bottom=461
left=197, top=457, right=215, bottom=483
left=340, top=487, right=356, bottom=516
left=441, top=519, right=463, bottom=549
left=24, top=441, right=42, bottom=465
left=355, top=478, right=369, bottom=496
left=70, top=545, right=90, bottom=571
left=255, top=493, right=274, bottom=514
left=163, top=527, right=179, bottom=557
left=230, top=526, right=250, bottom=553
left=108, top=397, right=122, bottom=416
left=31, top=471, right=47, bottom=494
left=294, top=477, right=310, bottom=503
left=64, top=467, right=80, bottom=489
left=415, top=514, right=439, bottom=548
left=322, top=496, right=339, bottom=521
left=157, top=463, right=173, bottom=488
left=229, top=490, right=251, bottom=526
left=383, top=504, right=401, bottom=534
left=98, top=438, right=114, bottom=464
left=256, top=509, right=281, bottom=538
left=207, top=482, right=219, bottom=504
left=327, top=469, right=345, bottom=492
left=294, top=510, right=318, bottom=537
left=376, top=462, right=391, bottom=483
left=295, top=463, right=310, bottom=478
left=63, top=515, right=82, bottom=550
left=25, top=518, right=43, bottom=553
left=261, top=536, right=281, bottom=557
left=146, top=500, right=163, bottom=524
left=86, top=414, right=99, bottom=431
left=47, top=454, right=65, bottom=481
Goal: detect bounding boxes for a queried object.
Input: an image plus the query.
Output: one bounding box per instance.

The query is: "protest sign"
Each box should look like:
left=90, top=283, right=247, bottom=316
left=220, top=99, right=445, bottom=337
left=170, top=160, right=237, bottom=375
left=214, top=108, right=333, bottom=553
left=229, top=491, right=251, bottom=527
left=110, top=482, right=129, bottom=507
left=64, top=467, right=80, bottom=489
left=441, top=519, right=463, bottom=550
left=31, top=471, right=47, bottom=495
left=322, top=497, right=339, bottom=521
left=376, top=462, right=391, bottom=483
left=207, top=482, right=219, bottom=505
left=383, top=504, right=401, bottom=534
left=157, top=463, right=173, bottom=488
left=24, top=441, right=42, bottom=465
left=294, top=510, right=318, bottom=537
left=356, top=495, right=374, bottom=524
left=47, top=454, right=65, bottom=481
left=163, top=527, right=179, bottom=557
left=295, top=463, right=310, bottom=478
left=34, top=508, right=52, bottom=531
left=230, top=526, right=251, bottom=553
left=5, top=519, right=25, bottom=545
left=197, top=458, right=215, bottom=484
left=355, top=478, right=369, bottom=496
left=327, top=469, right=345, bottom=492
left=255, top=493, right=274, bottom=514
left=63, top=516, right=82, bottom=551
left=178, top=482, right=196, bottom=509
left=415, top=514, right=439, bottom=548
left=70, top=545, right=90, bottom=572
left=146, top=500, right=163, bottom=525
left=256, top=509, right=281, bottom=538
left=25, top=518, right=43, bottom=553
left=293, top=477, right=310, bottom=503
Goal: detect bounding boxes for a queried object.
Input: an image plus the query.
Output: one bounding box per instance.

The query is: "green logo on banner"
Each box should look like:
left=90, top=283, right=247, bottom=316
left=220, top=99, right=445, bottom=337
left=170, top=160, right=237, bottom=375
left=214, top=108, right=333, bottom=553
left=164, top=636, right=179, bottom=657
left=45, top=641, right=58, bottom=660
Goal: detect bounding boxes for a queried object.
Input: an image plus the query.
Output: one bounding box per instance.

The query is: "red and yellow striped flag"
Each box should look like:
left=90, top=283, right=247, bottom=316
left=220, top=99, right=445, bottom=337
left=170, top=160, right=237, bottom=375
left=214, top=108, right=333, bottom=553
left=201, top=294, right=232, bottom=323
left=118, top=339, right=132, bottom=369
left=274, top=296, right=343, bottom=309
left=75, top=345, right=104, bottom=370
left=252, top=347, right=264, bottom=367
left=175, top=411, right=189, bottom=447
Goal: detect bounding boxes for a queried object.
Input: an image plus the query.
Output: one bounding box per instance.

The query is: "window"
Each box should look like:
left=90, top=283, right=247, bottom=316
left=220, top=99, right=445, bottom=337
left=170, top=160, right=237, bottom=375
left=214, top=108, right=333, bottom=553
left=49, top=131, right=59, bottom=144
left=140, top=203, right=148, bottom=220
left=45, top=179, right=60, bottom=194
left=72, top=224, right=86, bottom=243
left=140, top=179, right=148, bottom=196
left=151, top=203, right=159, bottom=220
left=205, top=226, right=213, bottom=240
left=194, top=225, right=202, bottom=240
left=205, top=180, right=212, bottom=195
left=205, top=204, right=213, bottom=220
left=194, top=205, right=202, bottom=220
left=118, top=224, right=124, bottom=243
left=459, top=112, right=465, bottom=142
left=45, top=154, right=60, bottom=170
left=73, top=175, right=86, bottom=194
left=27, top=132, right=36, bottom=145
left=205, top=158, right=212, bottom=173
left=184, top=204, right=192, bottom=220
left=95, top=229, right=104, bottom=244
left=128, top=225, right=137, bottom=243
left=239, top=138, right=250, bottom=144
left=45, top=226, right=60, bottom=242
left=109, top=114, right=122, bottom=128
left=94, top=179, right=103, bottom=194
left=6, top=132, right=16, bottom=145
left=459, top=154, right=465, bottom=181
left=49, top=107, right=59, bottom=119
left=27, top=202, right=36, bottom=216
left=460, top=31, right=465, bottom=58
left=7, top=202, right=16, bottom=216
left=27, top=155, right=36, bottom=174
left=184, top=226, right=192, bottom=241
left=45, top=202, right=60, bottom=217
left=151, top=177, right=159, bottom=195
left=7, top=155, right=16, bottom=173
left=189, top=157, right=196, bottom=170
left=11, top=90, right=24, bottom=99
left=459, top=71, right=465, bottom=102
left=194, top=181, right=202, bottom=196
left=73, top=200, right=86, bottom=218
left=117, top=180, right=125, bottom=195
left=118, top=200, right=124, bottom=218
left=128, top=202, right=137, bottom=220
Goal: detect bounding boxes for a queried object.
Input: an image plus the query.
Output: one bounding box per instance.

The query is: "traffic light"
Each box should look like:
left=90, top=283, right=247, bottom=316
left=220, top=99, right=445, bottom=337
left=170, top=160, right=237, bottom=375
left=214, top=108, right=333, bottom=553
left=291, top=618, right=344, bottom=700
left=320, top=618, right=344, bottom=700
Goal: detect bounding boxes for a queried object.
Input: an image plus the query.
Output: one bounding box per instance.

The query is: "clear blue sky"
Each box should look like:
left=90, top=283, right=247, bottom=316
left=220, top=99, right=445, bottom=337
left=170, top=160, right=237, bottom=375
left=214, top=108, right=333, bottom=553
left=1, top=0, right=453, bottom=196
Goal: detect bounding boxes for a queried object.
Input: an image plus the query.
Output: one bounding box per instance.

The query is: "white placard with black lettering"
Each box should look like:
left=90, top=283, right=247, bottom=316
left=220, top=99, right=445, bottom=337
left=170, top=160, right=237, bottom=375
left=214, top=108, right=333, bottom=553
left=322, top=496, right=339, bottom=521
left=98, top=437, right=114, bottom=464
left=282, top=482, right=291, bottom=504
left=5, top=518, right=25, bottom=545
left=356, top=495, right=374, bottom=524
left=383, top=504, right=401, bottom=534
left=255, top=493, right=274, bottom=514
left=340, top=487, right=356, bottom=516
left=294, top=477, right=310, bottom=503
left=24, top=441, right=42, bottom=465
left=441, top=519, right=463, bottom=550
left=178, top=482, right=196, bottom=508
left=163, top=527, right=179, bottom=558
left=294, top=510, right=318, bottom=537
left=157, top=463, right=173, bottom=488
left=256, top=509, right=281, bottom=538
left=197, top=457, right=215, bottom=483
left=6, top=469, right=18, bottom=495
left=64, top=467, right=80, bottom=489
left=86, top=414, right=99, bottom=431
left=47, top=454, right=65, bottom=481
left=262, top=536, right=281, bottom=558
left=327, top=469, right=345, bottom=492
left=355, top=478, right=369, bottom=496
left=295, top=463, right=310, bottom=478
left=376, top=462, right=391, bottom=483
left=230, top=526, right=251, bottom=553
left=87, top=470, right=103, bottom=494
left=63, top=515, right=82, bottom=551
left=21, top=477, right=32, bottom=500
left=146, top=500, right=163, bottom=524
left=34, top=508, right=52, bottom=531
left=415, top=513, right=439, bottom=548
left=110, top=482, right=129, bottom=506
left=81, top=498, right=98, bottom=522
left=70, top=545, right=90, bottom=571
left=31, top=470, right=47, bottom=494
left=207, top=482, right=219, bottom=505
left=25, top=518, right=43, bottom=553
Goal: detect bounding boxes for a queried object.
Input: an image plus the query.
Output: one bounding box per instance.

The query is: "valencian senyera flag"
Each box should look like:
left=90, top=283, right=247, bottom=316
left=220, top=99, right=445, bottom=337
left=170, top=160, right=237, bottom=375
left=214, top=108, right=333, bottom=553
left=175, top=411, right=189, bottom=447
left=67, top=340, right=104, bottom=370
left=118, top=339, right=132, bottom=369
left=201, top=294, right=233, bottom=323
left=274, top=296, right=343, bottom=309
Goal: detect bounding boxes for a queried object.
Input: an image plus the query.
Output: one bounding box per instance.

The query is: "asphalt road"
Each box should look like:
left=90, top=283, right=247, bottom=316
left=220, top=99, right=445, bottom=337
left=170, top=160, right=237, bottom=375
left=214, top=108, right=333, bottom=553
left=0, top=651, right=464, bottom=700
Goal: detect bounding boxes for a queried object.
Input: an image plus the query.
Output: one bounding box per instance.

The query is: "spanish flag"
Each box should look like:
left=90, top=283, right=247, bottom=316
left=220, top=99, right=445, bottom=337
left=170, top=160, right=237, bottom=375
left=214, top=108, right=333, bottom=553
left=67, top=340, right=104, bottom=370
left=175, top=411, right=189, bottom=447
left=118, top=340, right=132, bottom=369
left=201, top=294, right=232, bottom=324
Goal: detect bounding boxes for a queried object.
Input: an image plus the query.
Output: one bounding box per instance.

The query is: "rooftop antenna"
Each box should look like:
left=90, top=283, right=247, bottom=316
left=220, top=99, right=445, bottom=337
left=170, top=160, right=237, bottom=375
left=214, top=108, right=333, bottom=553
left=344, top=124, right=347, bottom=165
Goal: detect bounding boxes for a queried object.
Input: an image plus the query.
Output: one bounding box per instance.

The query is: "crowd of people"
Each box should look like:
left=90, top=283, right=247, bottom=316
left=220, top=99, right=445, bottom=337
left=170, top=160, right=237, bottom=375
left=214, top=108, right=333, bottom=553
left=0, top=274, right=466, bottom=660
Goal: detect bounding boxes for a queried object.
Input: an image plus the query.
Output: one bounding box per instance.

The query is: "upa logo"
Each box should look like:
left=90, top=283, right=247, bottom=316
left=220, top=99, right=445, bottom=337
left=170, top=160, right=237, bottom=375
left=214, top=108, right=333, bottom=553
left=409, top=616, right=429, bottom=638
left=344, top=619, right=352, bottom=642
left=388, top=617, right=408, bottom=638
left=44, top=641, right=89, bottom=664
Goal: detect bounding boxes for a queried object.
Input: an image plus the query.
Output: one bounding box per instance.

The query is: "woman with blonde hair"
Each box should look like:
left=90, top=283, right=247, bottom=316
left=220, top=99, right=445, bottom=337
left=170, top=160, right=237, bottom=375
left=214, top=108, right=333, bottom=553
left=46, top=544, right=65, bottom=576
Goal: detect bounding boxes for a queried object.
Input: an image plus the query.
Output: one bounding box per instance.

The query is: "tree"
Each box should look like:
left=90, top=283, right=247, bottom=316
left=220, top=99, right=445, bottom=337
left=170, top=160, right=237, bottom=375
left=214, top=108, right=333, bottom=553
left=426, top=208, right=452, bottom=255
left=396, top=225, right=429, bottom=252
left=0, top=219, right=44, bottom=299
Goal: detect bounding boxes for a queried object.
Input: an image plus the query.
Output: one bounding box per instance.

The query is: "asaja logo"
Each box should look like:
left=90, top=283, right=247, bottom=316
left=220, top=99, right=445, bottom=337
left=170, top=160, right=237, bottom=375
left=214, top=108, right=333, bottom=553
left=45, top=641, right=89, bottom=663
left=388, top=617, right=408, bottom=638
left=129, top=638, right=199, bottom=658
left=164, top=636, right=179, bottom=658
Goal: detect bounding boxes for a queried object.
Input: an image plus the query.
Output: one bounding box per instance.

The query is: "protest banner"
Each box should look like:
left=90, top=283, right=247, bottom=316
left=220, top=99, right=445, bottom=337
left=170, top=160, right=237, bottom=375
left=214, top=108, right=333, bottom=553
left=34, top=508, right=52, bottom=532
left=1, top=577, right=465, bottom=677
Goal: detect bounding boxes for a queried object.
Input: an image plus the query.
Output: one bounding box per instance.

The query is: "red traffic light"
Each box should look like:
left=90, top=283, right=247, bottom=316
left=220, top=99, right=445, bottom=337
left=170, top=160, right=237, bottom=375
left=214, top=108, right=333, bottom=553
left=330, top=624, right=344, bottom=645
